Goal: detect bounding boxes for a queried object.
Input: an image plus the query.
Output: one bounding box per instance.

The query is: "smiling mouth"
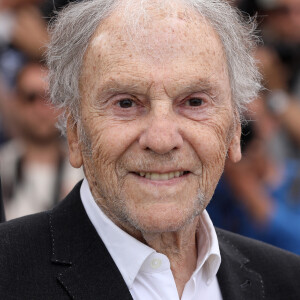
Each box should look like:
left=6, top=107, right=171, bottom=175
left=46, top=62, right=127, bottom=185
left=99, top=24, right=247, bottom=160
left=133, top=171, right=190, bottom=181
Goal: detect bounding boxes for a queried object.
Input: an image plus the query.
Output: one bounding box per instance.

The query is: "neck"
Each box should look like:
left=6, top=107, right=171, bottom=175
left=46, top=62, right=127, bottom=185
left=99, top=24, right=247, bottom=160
left=142, top=217, right=199, bottom=298
left=22, top=138, right=63, bottom=165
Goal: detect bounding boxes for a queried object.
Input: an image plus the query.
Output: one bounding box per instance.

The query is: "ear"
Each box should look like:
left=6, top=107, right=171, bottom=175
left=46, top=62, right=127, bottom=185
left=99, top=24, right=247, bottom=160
left=228, top=123, right=242, bottom=163
left=66, top=115, right=83, bottom=168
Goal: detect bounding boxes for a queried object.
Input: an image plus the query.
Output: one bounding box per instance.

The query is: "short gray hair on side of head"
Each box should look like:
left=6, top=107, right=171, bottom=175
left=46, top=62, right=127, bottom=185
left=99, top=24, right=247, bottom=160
left=47, top=0, right=261, bottom=135
left=47, top=0, right=118, bottom=135
left=189, top=0, right=262, bottom=121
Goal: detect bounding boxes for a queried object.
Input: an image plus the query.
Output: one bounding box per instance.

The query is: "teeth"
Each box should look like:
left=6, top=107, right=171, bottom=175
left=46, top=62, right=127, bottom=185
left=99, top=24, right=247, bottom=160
left=168, top=172, right=174, bottom=180
left=138, top=171, right=185, bottom=180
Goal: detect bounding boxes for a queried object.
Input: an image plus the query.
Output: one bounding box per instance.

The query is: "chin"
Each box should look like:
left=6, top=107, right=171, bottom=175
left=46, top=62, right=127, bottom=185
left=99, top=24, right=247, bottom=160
left=123, top=204, right=203, bottom=234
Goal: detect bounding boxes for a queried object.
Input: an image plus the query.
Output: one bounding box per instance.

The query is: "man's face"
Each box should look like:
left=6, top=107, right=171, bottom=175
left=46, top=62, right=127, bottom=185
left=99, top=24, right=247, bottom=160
left=15, top=64, right=59, bottom=143
left=268, top=0, right=300, bottom=42
left=68, top=10, right=241, bottom=235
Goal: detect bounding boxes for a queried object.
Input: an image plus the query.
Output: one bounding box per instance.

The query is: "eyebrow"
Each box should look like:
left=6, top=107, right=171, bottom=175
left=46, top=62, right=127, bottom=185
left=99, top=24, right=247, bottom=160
left=169, top=79, right=218, bottom=95
left=97, top=77, right=222, bottom=99
left=97, top=80, right=146, bottom=96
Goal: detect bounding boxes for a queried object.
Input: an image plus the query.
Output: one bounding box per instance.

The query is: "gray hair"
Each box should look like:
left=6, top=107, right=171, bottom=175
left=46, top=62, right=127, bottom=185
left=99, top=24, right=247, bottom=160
left=47, top=0, right=261, bottom=135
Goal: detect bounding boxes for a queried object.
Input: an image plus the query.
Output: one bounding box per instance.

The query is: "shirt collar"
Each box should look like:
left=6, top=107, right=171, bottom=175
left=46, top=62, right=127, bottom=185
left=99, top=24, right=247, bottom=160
left=80, top=178, right=221, bottom=288
left=194, top=210, right=221, bottom=285
left=80, top=178, right=154, bottom=289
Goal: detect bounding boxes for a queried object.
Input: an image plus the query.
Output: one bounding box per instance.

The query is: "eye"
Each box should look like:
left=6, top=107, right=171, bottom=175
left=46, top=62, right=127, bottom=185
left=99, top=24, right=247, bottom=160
left=117, top=98, right=135, bottom=108
left=185, top=97, right=204, bottom=107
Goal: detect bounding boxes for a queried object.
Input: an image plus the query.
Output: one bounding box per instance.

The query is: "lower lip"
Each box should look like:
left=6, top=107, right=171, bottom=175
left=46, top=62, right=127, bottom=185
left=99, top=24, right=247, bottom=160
left=130, top=172, right=190, bottom=186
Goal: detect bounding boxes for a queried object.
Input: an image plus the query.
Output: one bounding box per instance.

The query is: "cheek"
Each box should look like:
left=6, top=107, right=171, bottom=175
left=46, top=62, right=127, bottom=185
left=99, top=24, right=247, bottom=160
left=85, top=117, right=141, bottom=169
left=187, top=120, right=229, bottom=164
left=186, top=120, right=230, bottom=193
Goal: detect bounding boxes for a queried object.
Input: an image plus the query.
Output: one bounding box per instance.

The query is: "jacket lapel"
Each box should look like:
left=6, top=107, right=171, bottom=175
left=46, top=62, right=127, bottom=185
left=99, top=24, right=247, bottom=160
left=49, top=183, right=266, bottom=299
left=216, top=229, right=265, bottom=300
left=49, top=182, right=133, bottom=300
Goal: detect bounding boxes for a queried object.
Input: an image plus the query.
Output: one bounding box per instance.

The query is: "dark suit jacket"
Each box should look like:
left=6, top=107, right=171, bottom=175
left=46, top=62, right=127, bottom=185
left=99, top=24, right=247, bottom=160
left=0, top=181, right=299, bottom=299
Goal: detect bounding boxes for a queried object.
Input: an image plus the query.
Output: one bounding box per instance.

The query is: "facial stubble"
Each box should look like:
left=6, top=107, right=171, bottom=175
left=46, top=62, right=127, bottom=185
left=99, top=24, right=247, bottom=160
left=79, top=124, right=208, bottom=235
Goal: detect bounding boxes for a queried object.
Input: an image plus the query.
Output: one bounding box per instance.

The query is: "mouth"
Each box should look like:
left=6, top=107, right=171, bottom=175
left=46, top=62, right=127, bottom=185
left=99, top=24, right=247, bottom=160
left=132, top=171, right=190, bottom=181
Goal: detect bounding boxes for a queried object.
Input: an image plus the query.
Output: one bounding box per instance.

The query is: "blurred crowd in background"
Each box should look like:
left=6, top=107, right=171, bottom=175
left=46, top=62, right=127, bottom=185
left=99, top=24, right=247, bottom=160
left=0, top=0, right=299, bottom=254
left=0, top=0, right=83, bottom=220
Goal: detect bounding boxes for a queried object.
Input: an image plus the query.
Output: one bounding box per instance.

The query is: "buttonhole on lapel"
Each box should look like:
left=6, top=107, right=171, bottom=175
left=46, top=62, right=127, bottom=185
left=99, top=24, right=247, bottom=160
left=240, top=279, right=251, bottom=289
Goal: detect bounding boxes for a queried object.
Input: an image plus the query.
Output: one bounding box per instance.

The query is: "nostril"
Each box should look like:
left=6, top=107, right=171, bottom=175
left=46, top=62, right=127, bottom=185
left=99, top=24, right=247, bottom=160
left=138, top=117, right=183, bottom=154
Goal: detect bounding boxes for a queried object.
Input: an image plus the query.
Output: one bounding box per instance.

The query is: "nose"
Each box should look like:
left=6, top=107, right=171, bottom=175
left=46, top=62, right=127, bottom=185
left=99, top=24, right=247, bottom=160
left=139, top=107, right=183, bottom=154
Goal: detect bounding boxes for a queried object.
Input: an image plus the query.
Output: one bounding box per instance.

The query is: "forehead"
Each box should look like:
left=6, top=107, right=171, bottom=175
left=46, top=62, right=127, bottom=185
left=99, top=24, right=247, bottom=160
left=81, top=4, right=229, bottom=96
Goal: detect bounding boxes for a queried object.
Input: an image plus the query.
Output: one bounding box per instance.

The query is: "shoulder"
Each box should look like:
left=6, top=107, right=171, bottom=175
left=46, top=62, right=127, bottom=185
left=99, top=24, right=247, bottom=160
left=216, top=228, right=300, bottom=298
left=0, top=140, right=24, bottom=181
left=0, top=211, right=50, bottom=261
left=0, top=210, right=76, bottom=299
left=217, top=227, right=300, bottom=264
left=0, top=180, right=83, bottom=267
left=0, top=212, right=53, bottom=293
left=0, top=140, right=23, bottom=164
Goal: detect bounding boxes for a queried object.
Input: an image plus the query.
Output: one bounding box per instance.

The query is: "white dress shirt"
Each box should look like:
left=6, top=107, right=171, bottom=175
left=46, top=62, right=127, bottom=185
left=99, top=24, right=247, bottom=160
left=80, top=178, right=223, bottom=300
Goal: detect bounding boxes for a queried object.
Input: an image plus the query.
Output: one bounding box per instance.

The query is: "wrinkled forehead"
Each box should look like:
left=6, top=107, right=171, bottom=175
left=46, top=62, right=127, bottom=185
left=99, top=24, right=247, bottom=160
left=113, top=0, right=199, bottom=31
left=79, top=0, right=230, bottom=100
left=87, top=0, right=226, bottom=65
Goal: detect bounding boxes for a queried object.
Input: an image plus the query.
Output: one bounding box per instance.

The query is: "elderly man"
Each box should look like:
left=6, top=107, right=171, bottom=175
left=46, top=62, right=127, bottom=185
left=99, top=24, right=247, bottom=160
left=0, top=0, right=299, bottom=299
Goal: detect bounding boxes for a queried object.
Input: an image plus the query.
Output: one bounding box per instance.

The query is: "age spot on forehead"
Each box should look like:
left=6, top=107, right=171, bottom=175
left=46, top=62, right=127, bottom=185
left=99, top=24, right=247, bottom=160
left=79, top=1, right=231, bottom=102
left=89, top=11, right=225, bottom=69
